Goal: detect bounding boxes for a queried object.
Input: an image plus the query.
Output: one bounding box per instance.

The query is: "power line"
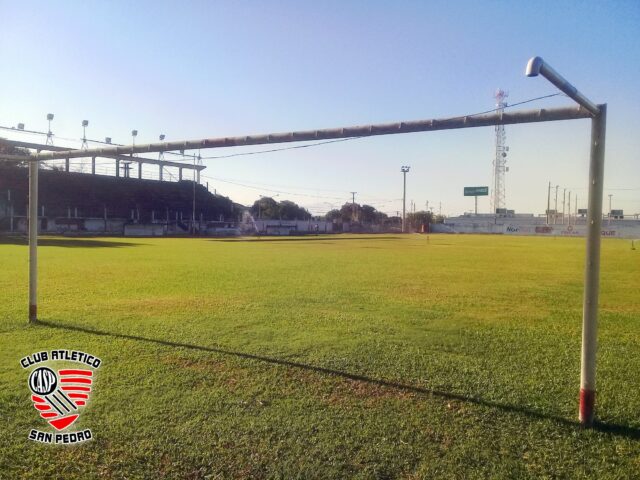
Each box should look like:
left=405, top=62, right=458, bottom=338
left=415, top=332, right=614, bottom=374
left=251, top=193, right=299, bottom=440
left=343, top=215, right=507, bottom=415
left=199, top=137, right=356, bottom=160
left=199, top=175, right=361, bottom=195
left=200, top=174, right=350, bottom=200
left=201, top=174, right=403, bottom=207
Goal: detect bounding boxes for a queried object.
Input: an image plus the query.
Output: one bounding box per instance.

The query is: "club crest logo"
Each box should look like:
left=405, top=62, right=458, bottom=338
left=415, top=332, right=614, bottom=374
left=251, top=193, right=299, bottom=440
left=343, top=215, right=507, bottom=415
left=21, top=350, right=102, bottom=445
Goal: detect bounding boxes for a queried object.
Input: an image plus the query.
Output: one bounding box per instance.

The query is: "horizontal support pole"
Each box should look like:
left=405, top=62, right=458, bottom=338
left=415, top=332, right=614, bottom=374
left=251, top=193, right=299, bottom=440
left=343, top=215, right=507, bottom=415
left=0, top=139, right=205, bottom=170
left=0, top=105, right=593, bottom=163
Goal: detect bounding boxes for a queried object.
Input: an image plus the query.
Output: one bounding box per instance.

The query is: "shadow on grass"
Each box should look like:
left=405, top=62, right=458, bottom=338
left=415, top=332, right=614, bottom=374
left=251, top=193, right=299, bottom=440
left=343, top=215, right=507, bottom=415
left=211, top=235, right=404, bottom=243
left=0, top=236, right=144, bottom=248
left=36, top=318, right=640, bottom=440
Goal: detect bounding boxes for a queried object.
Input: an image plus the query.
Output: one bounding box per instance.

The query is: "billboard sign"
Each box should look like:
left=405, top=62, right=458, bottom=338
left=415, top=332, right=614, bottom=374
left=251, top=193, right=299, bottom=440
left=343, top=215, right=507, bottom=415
left=464, top=186, right=489, bottom=196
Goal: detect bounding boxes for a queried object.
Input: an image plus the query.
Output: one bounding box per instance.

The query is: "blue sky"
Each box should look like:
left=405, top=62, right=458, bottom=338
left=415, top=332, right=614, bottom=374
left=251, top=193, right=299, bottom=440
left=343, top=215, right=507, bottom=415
left=1, top=0, right=638, bottom=216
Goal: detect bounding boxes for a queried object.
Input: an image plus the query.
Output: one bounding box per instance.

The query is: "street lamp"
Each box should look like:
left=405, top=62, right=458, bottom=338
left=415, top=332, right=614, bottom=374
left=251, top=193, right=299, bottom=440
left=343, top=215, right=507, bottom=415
left=401, top=166, right=410, bottom=233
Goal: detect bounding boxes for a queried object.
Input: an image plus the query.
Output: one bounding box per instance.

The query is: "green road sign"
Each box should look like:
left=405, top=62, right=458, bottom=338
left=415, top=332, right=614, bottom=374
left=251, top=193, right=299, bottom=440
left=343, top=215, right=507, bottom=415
left=464, top=186, right=489, bottom=196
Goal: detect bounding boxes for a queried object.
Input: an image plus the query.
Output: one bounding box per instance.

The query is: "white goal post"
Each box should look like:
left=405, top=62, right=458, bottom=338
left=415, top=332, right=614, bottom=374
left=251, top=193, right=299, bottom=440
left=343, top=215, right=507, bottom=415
left=1, top=57, right=605, bottom=426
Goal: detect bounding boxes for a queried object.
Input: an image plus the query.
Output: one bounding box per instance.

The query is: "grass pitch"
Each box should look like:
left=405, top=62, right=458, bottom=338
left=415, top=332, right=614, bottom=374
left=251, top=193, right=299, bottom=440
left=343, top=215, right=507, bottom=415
left=0, top=234, right=639, bottom=479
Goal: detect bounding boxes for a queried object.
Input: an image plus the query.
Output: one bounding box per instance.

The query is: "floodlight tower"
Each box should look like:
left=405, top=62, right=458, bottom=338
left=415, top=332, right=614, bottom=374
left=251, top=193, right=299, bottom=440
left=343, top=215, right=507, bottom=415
left=46, top=113, right=54, bottom=146
left=196, top=150, right=202, bottom=184
left=158, top=134, right=166, bottom=160
left=81, top=120, right=89, bottom=150
left=491, top=90, right=509, bottom=214
left=159, top=134, right=166, bottom=181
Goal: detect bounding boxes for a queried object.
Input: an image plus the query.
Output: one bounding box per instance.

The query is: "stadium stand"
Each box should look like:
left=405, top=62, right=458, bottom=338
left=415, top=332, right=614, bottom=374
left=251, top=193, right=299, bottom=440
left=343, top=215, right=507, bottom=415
left=0, top=164, right=239, bottom=234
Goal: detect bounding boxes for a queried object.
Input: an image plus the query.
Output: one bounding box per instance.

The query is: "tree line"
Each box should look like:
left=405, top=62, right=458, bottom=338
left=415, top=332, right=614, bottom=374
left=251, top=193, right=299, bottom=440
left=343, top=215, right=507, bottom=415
left=251, top=197, right=444, bottom=228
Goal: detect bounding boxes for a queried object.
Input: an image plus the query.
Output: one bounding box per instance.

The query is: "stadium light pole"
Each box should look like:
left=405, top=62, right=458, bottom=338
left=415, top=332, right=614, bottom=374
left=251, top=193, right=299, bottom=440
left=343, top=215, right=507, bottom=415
left=81, top=120, right=89, bottom=149
left=401, top=166, right=410, bottom=233
left=159, top=134, right=166, bottom=181
left=46, top=113, right=54, bottom=146
left=527, top=56, right=606, bottom=427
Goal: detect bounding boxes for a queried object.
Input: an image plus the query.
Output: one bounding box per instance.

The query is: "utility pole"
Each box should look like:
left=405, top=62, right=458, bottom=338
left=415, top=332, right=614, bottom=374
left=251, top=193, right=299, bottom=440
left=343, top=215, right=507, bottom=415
left=568, top=191, right=572, bottom=225
left=608, top=194, right=613, bottom=226
left=401, top=166, right=410, bottom=233
left=562, top=188, right=566, bottom=225
left=554, top=185, right=559, bottom=224
left=547, top=181, right=551, bottom=225
left=350, top=192, right=357, bottom=222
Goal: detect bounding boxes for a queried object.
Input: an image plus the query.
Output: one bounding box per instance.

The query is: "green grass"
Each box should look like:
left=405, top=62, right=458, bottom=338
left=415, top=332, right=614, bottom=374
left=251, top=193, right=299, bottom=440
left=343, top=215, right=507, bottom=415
left=0, top=234, right=639, bottom=479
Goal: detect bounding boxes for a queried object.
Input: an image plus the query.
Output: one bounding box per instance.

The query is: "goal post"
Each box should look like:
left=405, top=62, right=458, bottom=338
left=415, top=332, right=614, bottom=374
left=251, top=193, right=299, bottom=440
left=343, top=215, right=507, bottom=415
left=4, top=56, right=605, bottom=426
left=526, top=56, right=606, bottom=426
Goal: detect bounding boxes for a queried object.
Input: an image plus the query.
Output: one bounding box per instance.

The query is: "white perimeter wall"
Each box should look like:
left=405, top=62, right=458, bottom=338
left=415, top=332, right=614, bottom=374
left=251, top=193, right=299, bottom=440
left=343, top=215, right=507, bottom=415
left=434, top=221, right=640, bottom=239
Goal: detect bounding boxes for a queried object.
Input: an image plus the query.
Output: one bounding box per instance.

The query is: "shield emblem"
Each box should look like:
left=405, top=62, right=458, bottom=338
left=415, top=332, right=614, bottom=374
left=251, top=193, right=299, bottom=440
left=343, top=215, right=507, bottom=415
left=29, top=367, right=93, bottom=431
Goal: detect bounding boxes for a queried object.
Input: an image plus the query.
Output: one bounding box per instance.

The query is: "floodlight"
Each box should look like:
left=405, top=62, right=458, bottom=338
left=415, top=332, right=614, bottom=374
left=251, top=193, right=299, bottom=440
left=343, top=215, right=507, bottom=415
left=47, top=113, right=54, bottom=121
left=17, top=123, right=25, bottom=130
left=159, top=134, right=165, bottom=141
left=105, top=137, right=112, bottom=144
left=131, top=130, right=138, bottom=137
left=82, top=120, right=89, bottom=127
